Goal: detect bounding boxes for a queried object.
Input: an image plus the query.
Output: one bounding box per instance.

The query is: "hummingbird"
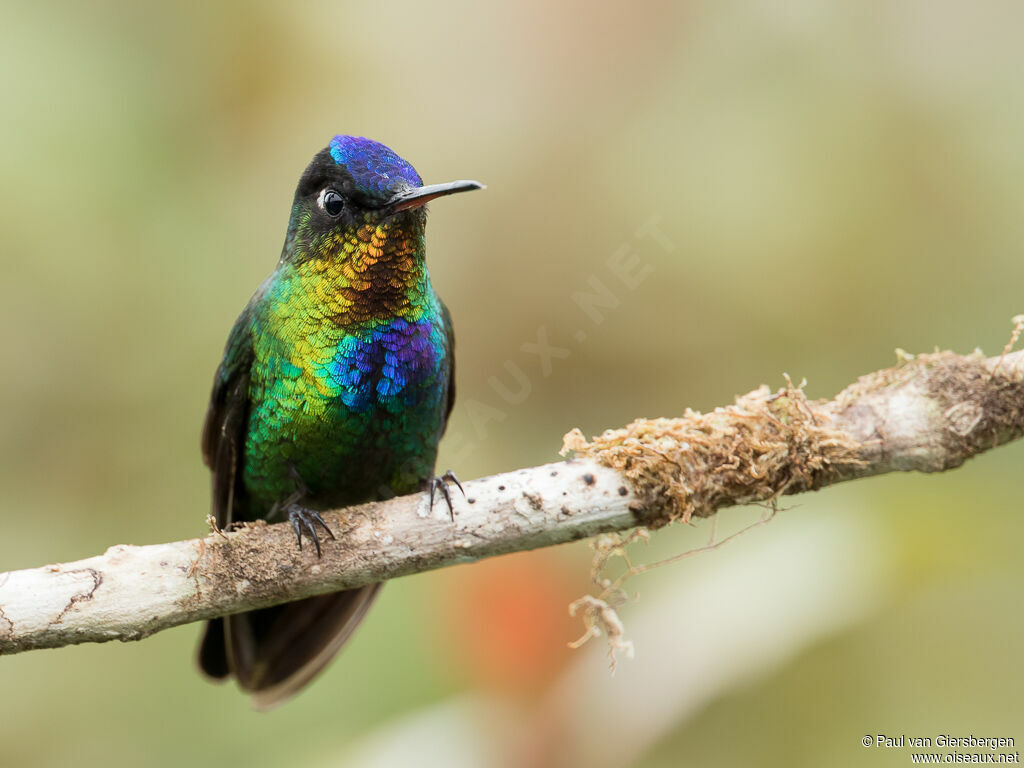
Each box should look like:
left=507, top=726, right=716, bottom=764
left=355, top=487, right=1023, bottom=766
left=197, top=135, right=482, bottom=708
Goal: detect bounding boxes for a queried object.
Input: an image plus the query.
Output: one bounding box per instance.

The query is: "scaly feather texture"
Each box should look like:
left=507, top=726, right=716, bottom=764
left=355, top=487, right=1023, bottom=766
left=198, top=136, right=478, bottom=707
left=243, top=213, right=451, bottom=510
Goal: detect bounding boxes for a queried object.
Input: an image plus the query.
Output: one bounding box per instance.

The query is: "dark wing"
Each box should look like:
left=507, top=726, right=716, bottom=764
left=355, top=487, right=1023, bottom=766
left=440, top=299, right=456, bottom=433
left=200, top=308, right=255, bottom=528
left=198, top=306, right=255, bottom=681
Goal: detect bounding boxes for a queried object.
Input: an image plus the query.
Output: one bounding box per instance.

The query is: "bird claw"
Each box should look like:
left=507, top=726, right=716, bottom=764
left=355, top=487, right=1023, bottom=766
left=427, top=470, right=465, bottom=521
left=286, top=504, right=336, bottom=558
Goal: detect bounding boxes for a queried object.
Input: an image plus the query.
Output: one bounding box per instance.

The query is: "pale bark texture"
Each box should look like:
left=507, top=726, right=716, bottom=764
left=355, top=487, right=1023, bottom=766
left=1, top=348, right=1021, bottom=656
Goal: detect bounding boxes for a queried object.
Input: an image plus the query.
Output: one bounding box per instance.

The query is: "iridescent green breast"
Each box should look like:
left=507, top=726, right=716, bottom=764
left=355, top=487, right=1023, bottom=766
left=239, top=257, right=451, bottom=517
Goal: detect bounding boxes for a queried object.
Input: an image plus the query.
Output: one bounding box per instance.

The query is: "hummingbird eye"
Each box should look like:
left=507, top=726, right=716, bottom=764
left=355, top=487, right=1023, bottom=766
left=318, top=189, right=345, bottom=217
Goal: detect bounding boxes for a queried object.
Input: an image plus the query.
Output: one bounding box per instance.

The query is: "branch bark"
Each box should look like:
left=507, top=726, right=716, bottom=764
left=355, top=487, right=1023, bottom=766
left=1, top=348, right=1022, bottom=655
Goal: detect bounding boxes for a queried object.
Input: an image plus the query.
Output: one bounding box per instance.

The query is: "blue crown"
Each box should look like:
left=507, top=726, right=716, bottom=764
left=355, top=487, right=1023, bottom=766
left=329, top=136, right=422, bottom=196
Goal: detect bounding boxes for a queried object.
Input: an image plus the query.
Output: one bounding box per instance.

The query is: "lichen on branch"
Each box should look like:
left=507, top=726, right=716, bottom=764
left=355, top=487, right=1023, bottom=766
left=562, top=379, right=863, bottom=526
left=561, top=328, right=1024, bottom=661
left=563, top=347, right=1024, bottom=526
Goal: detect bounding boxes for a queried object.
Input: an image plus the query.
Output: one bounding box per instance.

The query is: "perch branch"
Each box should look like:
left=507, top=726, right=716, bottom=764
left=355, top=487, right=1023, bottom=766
left=1, top=348, right=1022, bottom=655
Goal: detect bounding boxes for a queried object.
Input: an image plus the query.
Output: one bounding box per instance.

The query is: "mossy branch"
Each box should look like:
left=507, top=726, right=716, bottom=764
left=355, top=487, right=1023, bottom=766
left=1, top=345, right=1022, bottom=656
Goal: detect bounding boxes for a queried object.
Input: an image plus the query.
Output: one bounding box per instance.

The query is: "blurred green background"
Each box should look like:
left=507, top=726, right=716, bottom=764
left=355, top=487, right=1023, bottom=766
left=2, top=1, right=1023, bottom=766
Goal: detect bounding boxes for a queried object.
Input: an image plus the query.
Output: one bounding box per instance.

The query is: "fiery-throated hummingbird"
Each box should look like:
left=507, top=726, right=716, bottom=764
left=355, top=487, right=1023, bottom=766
left=198, top=135, right=482, bottom=707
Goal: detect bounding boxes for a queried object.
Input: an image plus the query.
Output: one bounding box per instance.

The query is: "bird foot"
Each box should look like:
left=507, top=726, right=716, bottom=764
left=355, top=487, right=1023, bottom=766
left=286, top=504, right=335, bottom=558
left=426, top=470, right=465, bottom=521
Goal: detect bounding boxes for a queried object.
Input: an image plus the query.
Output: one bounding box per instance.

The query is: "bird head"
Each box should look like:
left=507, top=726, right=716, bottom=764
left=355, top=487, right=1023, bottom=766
left=282, top=135, right=482, bottom=265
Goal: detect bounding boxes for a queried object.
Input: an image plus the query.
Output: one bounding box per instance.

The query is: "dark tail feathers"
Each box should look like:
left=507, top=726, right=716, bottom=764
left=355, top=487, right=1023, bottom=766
left=198, top=584, right=382, bottom=709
